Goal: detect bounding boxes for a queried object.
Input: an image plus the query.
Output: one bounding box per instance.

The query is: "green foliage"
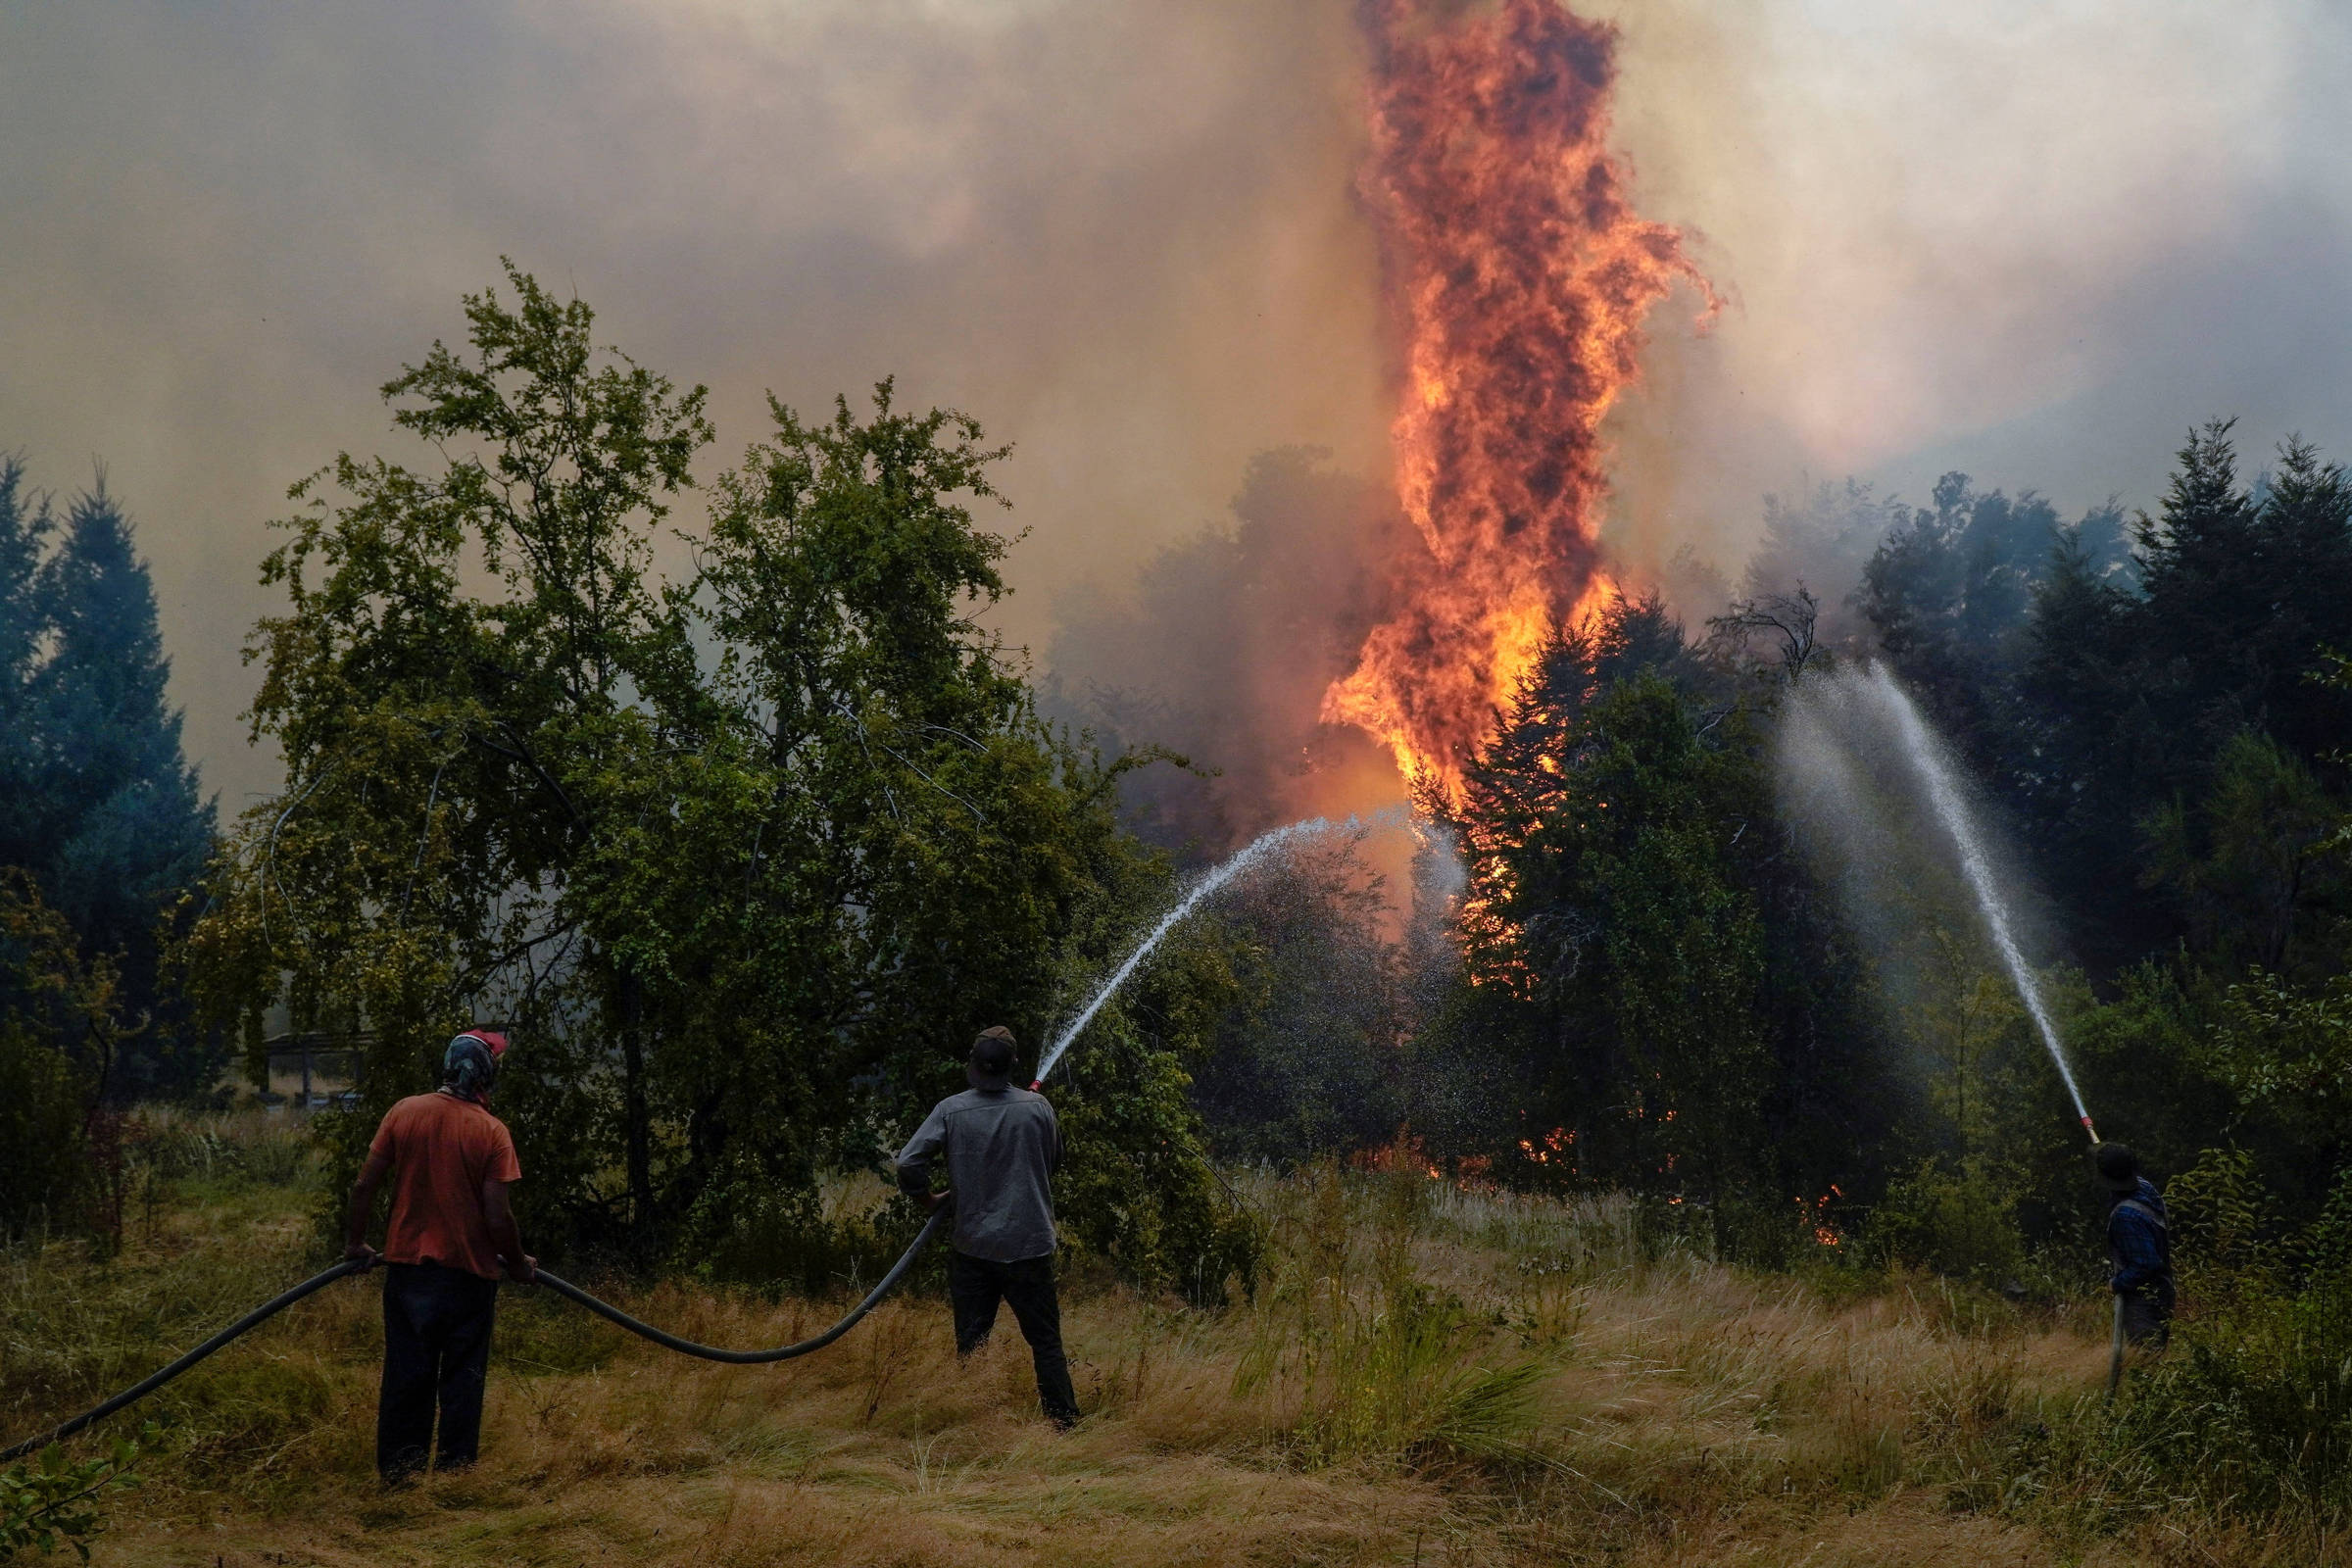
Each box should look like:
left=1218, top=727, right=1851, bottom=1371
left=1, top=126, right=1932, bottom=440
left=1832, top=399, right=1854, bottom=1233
left=1868, top=1155, right=2028, bottom=1287
left=2100, top=1274, right=2352, bottom=1519
left=1860, top=472, right=2129, bottom=781
left=1188, top=829, right=1410, bottom=1164
left=0, top=874, right=146, bottom=1242
left=2143, top=731, right=2341, bottom=976
left=1440, top=604, right=1786, bottom=1226
left=0, top=1020, right=86, bottom=1237
left=190, top=265, right=1244, bottom=1285
left=0, top=1427, right=146, bottom=1562
left=2167, top=1146, right=2277, bottom=1277
left=1906, top=939, right=2034, bottom=1159
left=187, top=261, right=715, bottom=1251
left=2309, top=1164, right=2352, bottom=1276
left=2211, top=968, right=2352, bottom=1146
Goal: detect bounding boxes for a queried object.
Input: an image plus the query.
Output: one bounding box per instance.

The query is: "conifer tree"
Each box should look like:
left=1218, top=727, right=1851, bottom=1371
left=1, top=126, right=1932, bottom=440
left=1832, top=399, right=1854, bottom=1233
left=29, top=484, right=214, bottom=959
left=0, top=465, right=215, bottom=1097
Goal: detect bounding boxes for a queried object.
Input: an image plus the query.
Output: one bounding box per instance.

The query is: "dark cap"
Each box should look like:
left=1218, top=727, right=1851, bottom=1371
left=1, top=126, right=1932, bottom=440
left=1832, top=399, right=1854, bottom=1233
left=442, top=1030, right=508, bottom=1102
left=969, top=1026, right=1017, bottom=1085
left=2093, top=1143, right=2141, bottom=1193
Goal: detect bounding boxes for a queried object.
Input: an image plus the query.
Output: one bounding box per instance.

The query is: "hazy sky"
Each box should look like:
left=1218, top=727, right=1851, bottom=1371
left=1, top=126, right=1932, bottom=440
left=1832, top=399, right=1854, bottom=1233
left=4, top=0, right=2347, bottom=808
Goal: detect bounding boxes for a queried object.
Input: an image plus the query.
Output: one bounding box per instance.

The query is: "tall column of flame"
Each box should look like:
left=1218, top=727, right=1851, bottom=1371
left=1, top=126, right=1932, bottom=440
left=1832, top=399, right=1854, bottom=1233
left=1323, top=0, right=1708, bottom=800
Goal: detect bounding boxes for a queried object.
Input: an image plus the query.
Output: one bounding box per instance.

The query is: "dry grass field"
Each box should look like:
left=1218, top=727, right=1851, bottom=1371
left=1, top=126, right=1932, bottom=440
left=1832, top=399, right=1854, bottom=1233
left=2, top=1113, right=2341, bottom=1567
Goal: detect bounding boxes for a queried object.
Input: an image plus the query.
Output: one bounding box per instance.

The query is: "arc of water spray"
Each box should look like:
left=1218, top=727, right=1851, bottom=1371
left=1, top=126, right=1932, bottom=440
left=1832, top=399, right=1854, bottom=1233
left=1864, top=664, right=2100, bottom=1143
left=1032, top=811, right=1409, bottom=1088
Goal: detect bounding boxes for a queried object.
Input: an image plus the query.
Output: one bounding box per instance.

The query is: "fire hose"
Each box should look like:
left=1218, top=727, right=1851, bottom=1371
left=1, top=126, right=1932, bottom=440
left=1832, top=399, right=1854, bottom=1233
left=0, top=1206, right=950, bottom=1464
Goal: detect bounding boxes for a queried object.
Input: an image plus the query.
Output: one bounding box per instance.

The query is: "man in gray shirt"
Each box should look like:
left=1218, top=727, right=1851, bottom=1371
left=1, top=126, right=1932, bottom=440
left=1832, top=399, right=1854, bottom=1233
left=896, top=1026, right=1079, bottom=1428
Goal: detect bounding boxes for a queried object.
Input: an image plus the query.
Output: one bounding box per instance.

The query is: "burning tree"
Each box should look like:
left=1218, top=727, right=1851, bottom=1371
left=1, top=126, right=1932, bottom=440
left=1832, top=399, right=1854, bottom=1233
left=1324, top=0, right=1709, bottom=798
left=1437, top=603, right=1773, bottom=1229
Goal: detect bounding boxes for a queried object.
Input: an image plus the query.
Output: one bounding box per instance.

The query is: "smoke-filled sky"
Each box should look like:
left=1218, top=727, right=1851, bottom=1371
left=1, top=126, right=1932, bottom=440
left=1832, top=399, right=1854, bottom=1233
left=4, top=0, right=2348, bottom=809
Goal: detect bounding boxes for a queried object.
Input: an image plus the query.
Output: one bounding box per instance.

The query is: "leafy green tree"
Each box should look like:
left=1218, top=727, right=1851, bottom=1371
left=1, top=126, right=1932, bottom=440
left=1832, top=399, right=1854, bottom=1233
left=1187, top=828, right=1410, bottom=1164
left=2014, top=423, right=2352, bottom=972
left=662, top=382, right=1252, bottom=1287
left=0, top=460, right=50, bottom=871
left=190, top=263, right=714, bottom=1252
left=2134, top=426, right=2352, bottom=771
left=2143, top=731, right=2341, bottom=976
left=0, top=1426, right=147, bottom=1562
left=28, top=487, right=215, bottom=957
left=193, top=267, right=1252, bottom=1286
left=2016, top=529, right=2153, bottom=960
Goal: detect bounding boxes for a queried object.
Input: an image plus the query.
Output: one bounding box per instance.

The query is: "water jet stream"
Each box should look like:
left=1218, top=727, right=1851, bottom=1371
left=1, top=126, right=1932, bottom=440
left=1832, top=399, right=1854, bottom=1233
left=1863, top=664, right=2098, bottom=1142
left=1034, top=813, right=1396, bottom=1087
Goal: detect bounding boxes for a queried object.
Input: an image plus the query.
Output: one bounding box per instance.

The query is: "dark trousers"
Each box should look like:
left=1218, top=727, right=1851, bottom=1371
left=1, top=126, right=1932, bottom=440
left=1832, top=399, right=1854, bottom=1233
left=378, top=1262, right=500, bottom=1479
left=947, top=1250, right=1079, bottom=1427
left=2121, top=1280, right=2175, bottom=1348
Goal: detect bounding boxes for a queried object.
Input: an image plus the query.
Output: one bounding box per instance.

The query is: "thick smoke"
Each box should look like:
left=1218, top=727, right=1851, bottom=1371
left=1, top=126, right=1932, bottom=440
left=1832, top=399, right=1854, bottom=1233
left=1047, top=450, right=1415, bottom=854
left=4, top=0, right=2349, bottom=813
left=0, top=0, right=1392, bottom=805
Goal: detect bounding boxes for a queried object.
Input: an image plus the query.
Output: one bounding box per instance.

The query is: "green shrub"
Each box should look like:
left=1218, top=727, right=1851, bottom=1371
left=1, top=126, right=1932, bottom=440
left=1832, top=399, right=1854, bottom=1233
left=2100, top=1276, right=2352, bottom=1516
left=1868, top=1155, right=2028, bottom=1287
left=0, top=1024, right=88, bottom=1240
left=0, top=1427, right=146, bottom=1561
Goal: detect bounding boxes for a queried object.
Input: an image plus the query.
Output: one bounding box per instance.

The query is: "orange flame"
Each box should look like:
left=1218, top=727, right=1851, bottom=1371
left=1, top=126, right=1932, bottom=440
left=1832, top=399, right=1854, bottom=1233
left=1323, top=0, right=1710, bottom=800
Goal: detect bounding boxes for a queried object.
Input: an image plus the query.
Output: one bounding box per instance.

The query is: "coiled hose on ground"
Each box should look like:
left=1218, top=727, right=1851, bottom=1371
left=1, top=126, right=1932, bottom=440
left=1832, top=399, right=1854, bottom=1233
left=0, top=1205, right=951, bottom=1464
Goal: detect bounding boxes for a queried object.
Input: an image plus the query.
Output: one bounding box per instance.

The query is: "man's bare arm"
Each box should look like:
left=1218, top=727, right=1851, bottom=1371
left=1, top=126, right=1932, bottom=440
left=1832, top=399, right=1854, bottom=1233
left=482, top=1177, right=535, bottom=1283
left=344, top=1151, right=393, bottom=1262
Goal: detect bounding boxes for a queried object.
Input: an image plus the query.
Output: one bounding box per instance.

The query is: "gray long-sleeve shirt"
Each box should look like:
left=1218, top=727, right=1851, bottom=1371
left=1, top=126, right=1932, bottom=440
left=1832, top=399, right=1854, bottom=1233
left=895, top=1086, right=1061, bottom=1262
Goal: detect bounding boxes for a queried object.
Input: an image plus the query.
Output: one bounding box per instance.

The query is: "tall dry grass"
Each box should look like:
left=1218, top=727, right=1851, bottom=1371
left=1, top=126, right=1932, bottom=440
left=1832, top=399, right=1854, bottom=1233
left=1, top=1125, right=2341, bottom=1566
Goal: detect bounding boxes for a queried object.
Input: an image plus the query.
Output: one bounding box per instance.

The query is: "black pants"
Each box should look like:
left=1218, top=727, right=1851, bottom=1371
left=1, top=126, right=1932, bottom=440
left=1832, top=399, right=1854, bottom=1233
left=378, top=1262, right=500, bottom=1479
left=2121, top=1280, right=2175, bottom=1348
left=947, top=1250, right=1079, bottom=1427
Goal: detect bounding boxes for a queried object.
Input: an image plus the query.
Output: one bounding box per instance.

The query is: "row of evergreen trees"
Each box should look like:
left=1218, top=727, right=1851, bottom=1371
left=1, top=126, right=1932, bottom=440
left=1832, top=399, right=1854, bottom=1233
left=1310, top=423, right=2349, bottom=1289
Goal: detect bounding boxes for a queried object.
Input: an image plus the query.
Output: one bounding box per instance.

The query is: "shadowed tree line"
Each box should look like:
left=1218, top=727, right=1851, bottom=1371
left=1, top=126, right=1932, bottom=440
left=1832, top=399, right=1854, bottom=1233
left=1194, top=425, right=2345, bottom=1514
left=1130, top=428, right=2345, bottom=1278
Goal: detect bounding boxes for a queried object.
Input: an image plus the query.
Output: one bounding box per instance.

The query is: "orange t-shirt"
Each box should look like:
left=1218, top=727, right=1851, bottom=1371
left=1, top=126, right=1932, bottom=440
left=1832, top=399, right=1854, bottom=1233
left=368, top=1091, right=522, bottom=1280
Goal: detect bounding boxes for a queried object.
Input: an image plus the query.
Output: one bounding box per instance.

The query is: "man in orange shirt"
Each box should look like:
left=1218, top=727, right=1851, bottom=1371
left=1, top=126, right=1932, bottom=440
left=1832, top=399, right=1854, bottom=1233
left=343, top=1030, right=533, bottom=1481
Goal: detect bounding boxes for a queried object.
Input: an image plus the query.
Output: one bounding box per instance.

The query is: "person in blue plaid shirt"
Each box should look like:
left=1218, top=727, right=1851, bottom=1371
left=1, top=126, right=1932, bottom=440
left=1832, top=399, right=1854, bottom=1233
left=2096, top=1144, right=2175, bottom=1348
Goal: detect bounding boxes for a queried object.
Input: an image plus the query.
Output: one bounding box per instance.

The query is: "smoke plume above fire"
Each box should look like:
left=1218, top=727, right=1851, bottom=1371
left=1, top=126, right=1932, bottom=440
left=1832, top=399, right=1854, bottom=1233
left=1322, top=0, right=1709, bottom=796
left=4, top=1, right=2345, bottom=815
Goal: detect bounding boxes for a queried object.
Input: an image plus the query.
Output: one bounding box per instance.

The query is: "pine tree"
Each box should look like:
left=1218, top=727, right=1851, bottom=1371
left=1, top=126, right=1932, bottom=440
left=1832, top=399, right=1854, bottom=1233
left=0, top=468, right=216, bottom=1097
left=28, top=483, right=214, bottom=957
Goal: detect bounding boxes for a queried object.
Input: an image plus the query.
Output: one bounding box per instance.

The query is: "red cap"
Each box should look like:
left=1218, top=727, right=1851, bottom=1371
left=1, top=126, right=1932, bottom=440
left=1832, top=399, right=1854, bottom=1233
left=460, top=1030, right=509, bottom=1058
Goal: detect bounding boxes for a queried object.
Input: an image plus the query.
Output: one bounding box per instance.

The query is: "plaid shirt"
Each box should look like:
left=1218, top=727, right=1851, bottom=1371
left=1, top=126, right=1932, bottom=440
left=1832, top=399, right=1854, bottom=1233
left=2107, top=1177, right=2173, bottom=1295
